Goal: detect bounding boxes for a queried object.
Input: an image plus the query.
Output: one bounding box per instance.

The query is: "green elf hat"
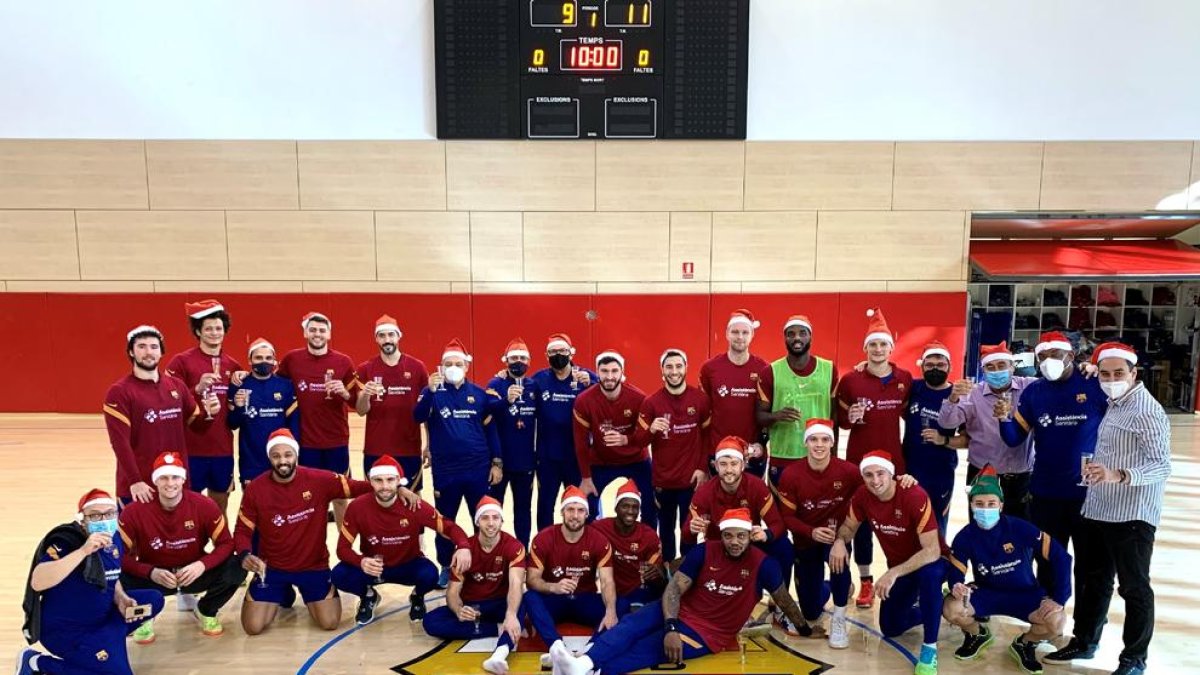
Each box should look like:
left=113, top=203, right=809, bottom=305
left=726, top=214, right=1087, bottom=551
left=968, top=464, right=1004, bottom=500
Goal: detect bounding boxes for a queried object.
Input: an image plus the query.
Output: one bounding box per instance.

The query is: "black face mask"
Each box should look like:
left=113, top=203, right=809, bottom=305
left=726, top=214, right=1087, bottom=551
left=922, top=369, right=948, bottom=387
left=252, top=362, right=274, bottom=377
left=548, top=354, right=571, bottom=370
left=508, top=362, right=529, bottom=378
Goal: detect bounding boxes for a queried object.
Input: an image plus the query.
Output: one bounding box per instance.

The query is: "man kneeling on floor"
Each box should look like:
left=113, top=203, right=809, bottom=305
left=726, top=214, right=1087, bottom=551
left=550, top=507, right=811, bottom=675
left=944, top=465, right=1071, bottom=675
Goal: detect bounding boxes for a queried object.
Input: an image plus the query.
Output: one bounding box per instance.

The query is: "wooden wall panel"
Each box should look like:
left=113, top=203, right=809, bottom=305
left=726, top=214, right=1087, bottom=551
left=711, top=211, right=816, bottom=282
left=446, top=141, right=594, bottom=211
left=469, top=212, right=523, bottom=282
left=596, top=142, right=744, bottom=211
left=893, top=142, right=1043, bottom=210
left=669, top=212, right=712, bottom=282
left=523, top=212, right=669, bottom=281
left=1040, top=141, right=1193, bottom=210
left=1189, top=141, right=1200, bottom=208
left=815, top=211, right=966, bottom=281
left=376, top=211, right=471, bottom=281
left=744, top=142, right=893, bottom=210
left=76, top=211, right=227, bottom=280
left=0, top=140, right=147, bottom=209
left=0, top=211, right=79, bottom=280
left=226, top=211, right=374, bottom=280
left=298, top=141, right=446, bottom=210
left=147, top=141, right=299, bottom=209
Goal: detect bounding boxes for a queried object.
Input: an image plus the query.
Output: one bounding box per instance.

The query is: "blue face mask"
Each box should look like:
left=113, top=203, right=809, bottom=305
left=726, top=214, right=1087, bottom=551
left=972, top=507, right=1001, bottom=530
left=984, top=370, right=1011, bottom=388
left=86, top=517, right=118, bottom=537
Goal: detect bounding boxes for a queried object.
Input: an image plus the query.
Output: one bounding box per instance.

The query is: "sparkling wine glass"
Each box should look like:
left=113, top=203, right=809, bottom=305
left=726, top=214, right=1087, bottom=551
left=1078, top=453, right=1094, bottom=487
left=661, top=413, right=672, bottom=439
left=324, top=369, right=335, bottom=400
left=373, top=376, right=385, bottom=402
left=855, top=398, right=869, bottom=425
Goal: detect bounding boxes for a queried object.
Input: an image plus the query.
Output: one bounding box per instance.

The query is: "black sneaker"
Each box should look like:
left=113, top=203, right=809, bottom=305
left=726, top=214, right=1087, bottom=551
left=1043, top=638, right=1096, bottom=664
left=953, top=625, right=994, bottom=660
left=356, top=588, right=380, bottom=625
left=1009, top=637, right=1043, bottom=674
left=409, top=592, right=426, bottom=622
left=1112, top=661, right=1145, bottom=675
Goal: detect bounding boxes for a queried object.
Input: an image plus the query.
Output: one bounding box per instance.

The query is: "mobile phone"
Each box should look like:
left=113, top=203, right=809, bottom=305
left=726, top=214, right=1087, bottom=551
left=124, top=603, right=152, bottom=620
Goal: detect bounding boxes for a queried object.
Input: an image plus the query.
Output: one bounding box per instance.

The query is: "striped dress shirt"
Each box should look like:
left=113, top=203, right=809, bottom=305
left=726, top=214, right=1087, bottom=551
left=1082, top=383, right=1172, bottom=527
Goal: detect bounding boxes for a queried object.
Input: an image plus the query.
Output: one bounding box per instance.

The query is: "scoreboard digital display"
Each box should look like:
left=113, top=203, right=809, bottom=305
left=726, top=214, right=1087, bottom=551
left=435, top=0, right=749, bottom=140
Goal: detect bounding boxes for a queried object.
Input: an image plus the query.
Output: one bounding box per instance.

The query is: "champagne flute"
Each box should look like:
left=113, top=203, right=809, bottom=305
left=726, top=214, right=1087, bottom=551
left=661, top=413, right=672, bottom=440
left=204, top=386, right=216, bottom=421
left=855, top=398, right=870, bottom=425
left=435, top=366, right=447, bottom=392
left=372, top=554, right=385, bottom=584
left=570, top=365, right=580, bottom=390
left=373, top=376, right=385, bottom=402
left=999, top=391, right=1013, bottom=421
left=324, top=369, right=335, bottom=400
left=1078, top=452, right=1094, bottom=487
left=257, top=558, right=269, bottom=589
left=471, top=604, right=482, bottom=634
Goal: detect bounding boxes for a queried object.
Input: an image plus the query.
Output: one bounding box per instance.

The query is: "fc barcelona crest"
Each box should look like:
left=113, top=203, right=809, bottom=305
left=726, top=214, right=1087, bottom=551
left=750, top=372, right=760, bottom=381
left=1076, top=393, right=1088, bottom=403
left=739, top=499, right=749, bottom=507
left=400, top=519, right=410, bottom=528
left=1003, top=542, right=1014, bottom=554
left=894, top=509, right=902, bottom=519
left=898, top=383, right=906, bottom=391
left=404, top=371, right=413, bottom=379
left=302, top=490, right=313, bottom=502
left=184, top=520, right=195, bottom=530
left=833, top=481, right=843, bottom=491
left=581, top=550, right=591, bottom=560
left=171, top=390, right=180, bottom=399
left=687, top=406, right=696, bottom=416
left=624, top=409, right=633, bottom=417
left=467, top=396, right=476, bottom=404
left=630, top=542, right=640, bottom=552
left=274, top=392, right=283, bottom=401
left=740, top=568, right=750, bottom=577
left=96, top=650, right=109, bottom=662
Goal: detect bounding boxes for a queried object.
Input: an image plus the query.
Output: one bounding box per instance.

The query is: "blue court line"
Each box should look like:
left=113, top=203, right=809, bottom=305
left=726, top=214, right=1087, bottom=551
left=296, top=593, right=446, bottom=675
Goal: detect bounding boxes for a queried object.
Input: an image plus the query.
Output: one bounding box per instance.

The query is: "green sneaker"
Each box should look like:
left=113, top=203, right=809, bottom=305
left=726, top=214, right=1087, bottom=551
left=915, top=644, right=938, bottom=675
left=132, top=619, right=156, bottom=645
left=194, top=608, right=224, bottom=636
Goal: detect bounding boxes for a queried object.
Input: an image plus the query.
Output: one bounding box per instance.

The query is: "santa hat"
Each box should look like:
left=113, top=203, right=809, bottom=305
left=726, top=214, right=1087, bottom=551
left=719, top=507, right=753, bottom=531
left=501, top=337, right=530, bottom=362
left=614, top=478, right=642, bottom=504
left=1035, top=331, right=1073, bottom=355
left=918, top=341, right=951, bottom=366
left=368, top=455, right=409, bottom=485
left=77, top=488, right=117, bottom=514
left=247, top=337, right=275, bottom=358
left=714, top=436, right=748, bottom=462
left=727, top=309, right=760, bottom=330
left=659, top=348, right=687, bottom=367
left=595, top=349, right=625, bottom=368
left=863, top=308, right=894, bottom=347
left=968, top=464, right=1004, bottom=500
left=126, top=324, right=163, bottom=343
left=859, top=450, right=896, bottom=476
left=374, top=314, right=402, bottom=337
left=783, top=315, right=812, bottom=332
left=1092, top=341, right=1138, bottom=366
left=301, top=311, right=331, bottom=330
left=185, top=299, right=224, bottom=320
left=475, top=495, right=503, bottom=523
left=560, top=486, right=589, bottom=513
left=441, top=338, right=472, bottom=363
left=979, top=341, right=1013, bottom=366
left=546, top=333, right=577, bottom=355
left=803, top=418, right=835, bottom=443
left=151, top=451, right=187, bottom=482
left=266, top=429, right=299, bottom=453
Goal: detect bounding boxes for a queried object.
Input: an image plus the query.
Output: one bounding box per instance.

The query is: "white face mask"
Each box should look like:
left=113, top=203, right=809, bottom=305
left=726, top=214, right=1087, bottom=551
left=1101, top=380, right=1131, bottom=400
left=1039, top=358, right=1066, bottom=380
left=443, top=365, right=466, bottom=385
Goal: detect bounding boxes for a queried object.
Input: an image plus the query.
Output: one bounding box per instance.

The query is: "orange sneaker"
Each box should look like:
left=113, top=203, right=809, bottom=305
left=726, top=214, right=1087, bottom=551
left=855, top=578, right=875, bottom=608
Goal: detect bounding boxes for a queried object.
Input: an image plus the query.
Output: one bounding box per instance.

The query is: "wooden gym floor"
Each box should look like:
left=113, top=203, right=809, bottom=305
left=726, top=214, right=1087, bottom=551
left=2, top=414, right=1197, bottom=674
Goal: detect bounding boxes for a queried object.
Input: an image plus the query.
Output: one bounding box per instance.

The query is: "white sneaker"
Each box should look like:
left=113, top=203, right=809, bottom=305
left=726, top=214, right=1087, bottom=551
left=176, top=593, right=198, bottom=612
left=540, top=652, right=553, bottom=670
left=483, top=645, right=510, bottom=674
left=549, top=640, right=572, bottom=674
left=829, top=607, right=849, bottom=649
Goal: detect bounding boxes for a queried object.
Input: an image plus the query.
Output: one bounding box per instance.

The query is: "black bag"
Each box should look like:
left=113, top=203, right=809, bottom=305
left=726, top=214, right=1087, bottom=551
left=1015, top=314, right=1040, bottom=329
left=1153, top=286, right=1176, bottom=306
left=1043, top=289, right=1068, bottom=306
left=22, top=524, right=107, bottom=645
left=988, top=285, right=1013, bottom=306
left=1125, top=288, right=1149, bottom=306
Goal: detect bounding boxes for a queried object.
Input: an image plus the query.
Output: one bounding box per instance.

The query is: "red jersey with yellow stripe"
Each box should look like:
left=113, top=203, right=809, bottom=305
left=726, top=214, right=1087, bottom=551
left=234, top=467, right=371, bottom=572
left=848, top=483, right=945, bottom=567
left=682, top=473, right=783, bottom=545
left=572, top=383, right=648, bottom=475
left=117, top=489, right=232, bottom=578
left=336, top=493, right=468, bottom=568
left=529, top=524, right=613, bottom=595
left=277, top=348, right=358, bottom=449
left=678, top=541, right=778, bottom=653
left=632, top=386, right=713, bottom=489
left=454, top=532, right=527, bottom=603
left=165, top=346, right=242, bottom=457
left=103, top=373, right=204, bottom=498
left=590, top=517, right=663, bottom=595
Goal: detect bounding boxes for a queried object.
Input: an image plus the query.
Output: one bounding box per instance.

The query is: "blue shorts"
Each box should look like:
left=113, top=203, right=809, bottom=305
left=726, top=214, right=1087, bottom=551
left=364, top=454, right=423, bottom=491
left=300, top=445, right=350, bottom=476
left=969, top=587, right=1046, bottom=620
left=247, top=568, right=335, bottom=605
left=188, top=456, right=235, bottom=493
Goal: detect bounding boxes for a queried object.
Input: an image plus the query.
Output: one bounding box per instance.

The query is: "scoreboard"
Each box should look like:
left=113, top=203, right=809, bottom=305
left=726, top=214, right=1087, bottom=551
left=435, top=0, right=750, bottom=140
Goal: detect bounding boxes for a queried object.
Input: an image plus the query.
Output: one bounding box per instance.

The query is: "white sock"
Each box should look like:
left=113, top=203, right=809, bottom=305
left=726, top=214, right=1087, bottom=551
left=489, top=644, right=510, bottom=660
left=858, top=565, right=872, bottom=578
left=579, top=655, right=594, bottom=673
left=833, top=605, right=846, bottom=618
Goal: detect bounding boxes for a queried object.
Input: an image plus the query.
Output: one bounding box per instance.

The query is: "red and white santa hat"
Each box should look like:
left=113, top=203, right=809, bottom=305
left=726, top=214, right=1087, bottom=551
left=595, top=349, right=625, bottom=368
left=501, top=337, right=530, bottom=362
left=266, top=428, right=299, bottom=453
left=247, top=337, right=275, bottom=358
left=859, top=450, right=896, bottom=476
left=979, top=341, right=1013, bottom=366
left=714, top=436, right=748, bottom=462
left=803, top=418, right=835, bottom=443
left=1035, top=331, right=1072, bottom=355
left=615, top=478, right=642, bottom=504
left=185, top=299, right=224, bottom=320
left=783, top=314, right=813, bottom=332
left=659, top=348, right=687, bottom=367
left=863, top=308, right=894, bottom=347
left=560, top=485, right=589, bottom=513
left=719, top=507, right=753, bottom=531
left=301, top=311, right=331, bottom=331
left=1092, top=341, right=1138, bottom=366
left=918, top=340, right=951, bottom=366
left=151, top=451, right=187, bottom=482
left=727, top=308, right=760, bottom=330
left=77, top=488, right=117, bottom=514
left=126, top=324, right=163, bottom=343
left=442, top=337, right=472, bottom=363
left=546, top=333, right=576, bottom=355
left=374, top=314, right=402, bottom=337
left=475, top=495, right=504, bottom=523
left=368, top=455, right=409, bottom=485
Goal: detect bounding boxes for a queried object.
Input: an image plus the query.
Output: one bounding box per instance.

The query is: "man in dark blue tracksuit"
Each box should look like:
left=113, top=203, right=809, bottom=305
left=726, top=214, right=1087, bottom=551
left=487, top=338, right=539, bottom=547
left=902, top=341, right=960, bottom=534
left=226, top=338, right=301, bottom=484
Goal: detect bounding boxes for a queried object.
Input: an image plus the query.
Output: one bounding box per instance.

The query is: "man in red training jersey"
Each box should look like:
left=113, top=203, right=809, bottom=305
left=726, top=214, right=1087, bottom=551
left=591, top=479, right=665, bottom=616
left=700, top=309, right=769, bottom=476
left=354, top=314, right=429, bottom=487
